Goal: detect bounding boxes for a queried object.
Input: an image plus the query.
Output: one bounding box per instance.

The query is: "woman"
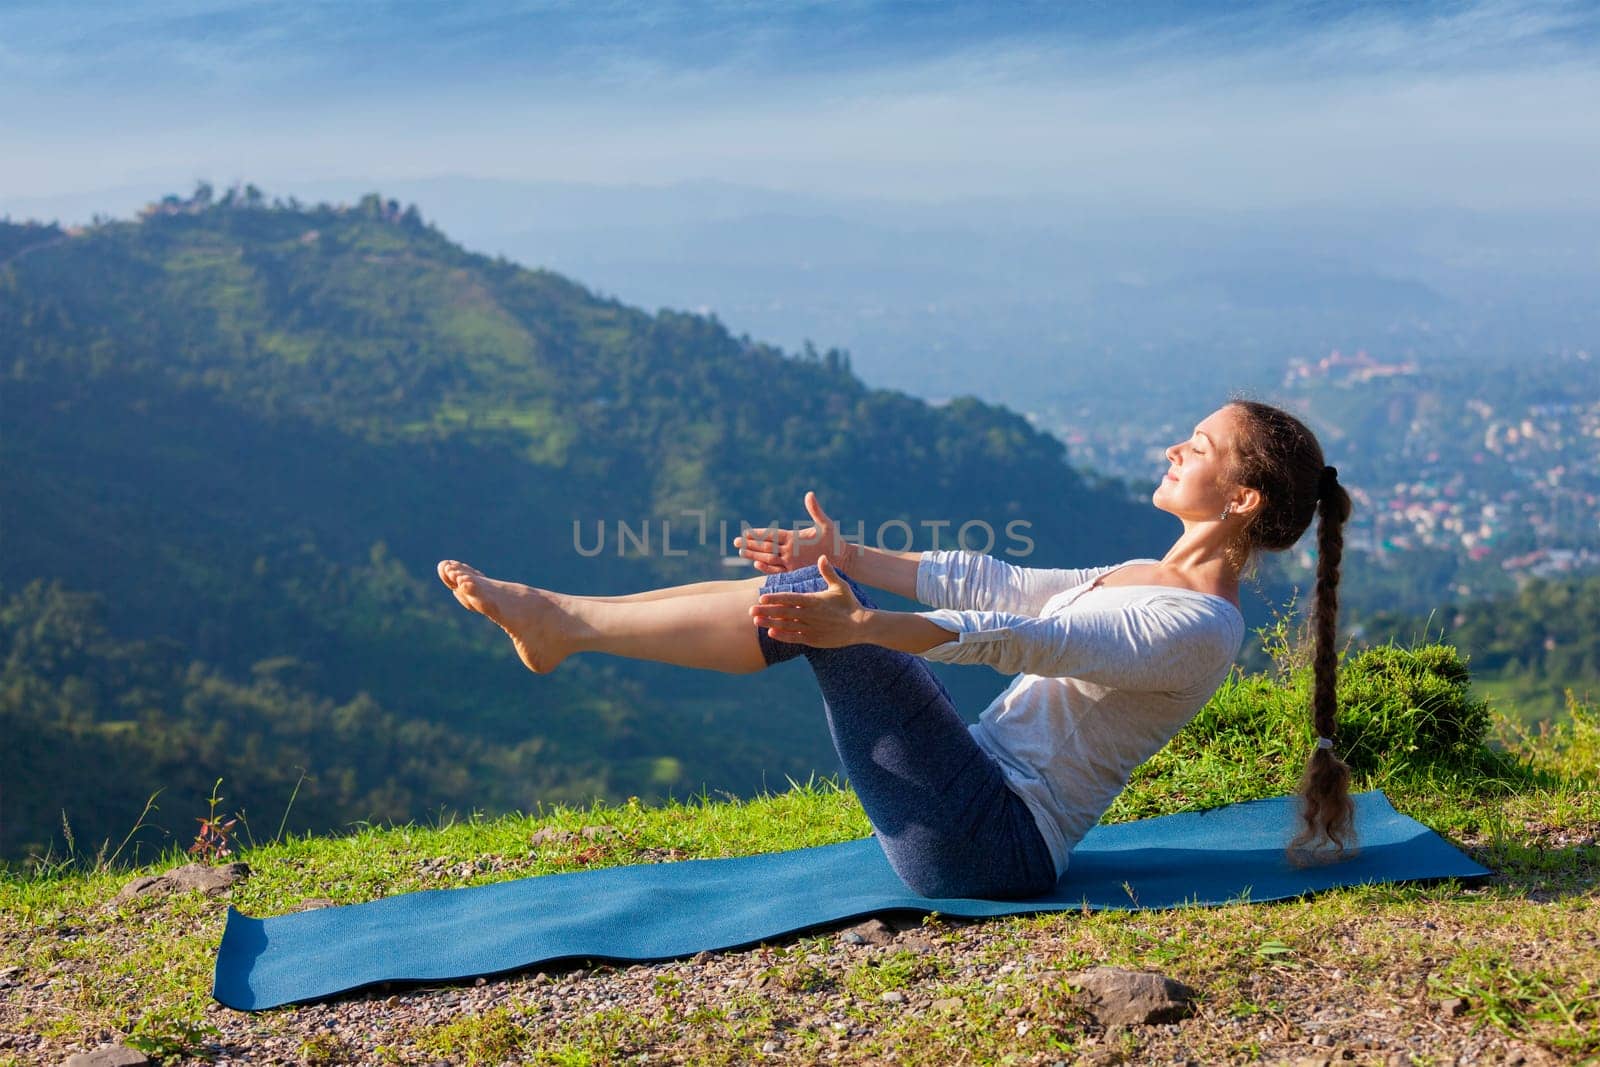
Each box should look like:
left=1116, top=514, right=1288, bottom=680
left=437, top=398, right=1355, bottom=899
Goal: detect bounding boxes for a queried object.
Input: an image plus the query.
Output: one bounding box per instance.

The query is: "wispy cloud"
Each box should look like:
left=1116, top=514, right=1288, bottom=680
left=2, top=0, right=1597, bottom=209
left=5, top=0, right=1583, bottom=92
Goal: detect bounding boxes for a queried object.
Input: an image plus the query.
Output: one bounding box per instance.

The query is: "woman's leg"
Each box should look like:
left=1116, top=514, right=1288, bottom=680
left=573, top=579, right=748, bottom=604
left=437, top=560, right=772, bottom=674
left=758, top=565, right=1059, bottom=900
left=437, top=556, right=1057, bottom=897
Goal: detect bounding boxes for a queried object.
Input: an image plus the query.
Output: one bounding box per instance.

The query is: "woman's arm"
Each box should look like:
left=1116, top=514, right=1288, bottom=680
left=844, top=545, right=1114, bottom=611
left=836, top=542, right=922, bottom=601
left=914, top=550, right=1115, bottom=615
left=856, top=603, right=961, bottom=653
left=752, top=560, right=1238, bottom=689
left=910, top=596, right=1242, bottom=691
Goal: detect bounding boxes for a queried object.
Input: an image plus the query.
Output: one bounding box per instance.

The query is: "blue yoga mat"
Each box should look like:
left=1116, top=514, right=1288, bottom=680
left=214, top=790, right=1488, bottom=1010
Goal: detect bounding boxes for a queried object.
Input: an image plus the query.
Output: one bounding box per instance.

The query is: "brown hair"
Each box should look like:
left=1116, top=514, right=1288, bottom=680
left=1222, top=397, right=1356, bottom=860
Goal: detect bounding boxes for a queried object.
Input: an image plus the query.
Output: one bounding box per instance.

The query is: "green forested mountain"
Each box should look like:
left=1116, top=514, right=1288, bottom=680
left=0, top=189, right=1177, bottom=862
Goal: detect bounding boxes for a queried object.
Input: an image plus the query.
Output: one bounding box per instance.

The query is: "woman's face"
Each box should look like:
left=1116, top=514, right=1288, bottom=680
left=1152, top=405, right=1244, bottom=521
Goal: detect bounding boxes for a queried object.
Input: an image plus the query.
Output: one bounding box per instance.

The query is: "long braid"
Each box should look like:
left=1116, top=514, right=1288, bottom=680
left=1289, top=466, right=1355, bottom=859
left=1224, top=396, right=1358, bottom=862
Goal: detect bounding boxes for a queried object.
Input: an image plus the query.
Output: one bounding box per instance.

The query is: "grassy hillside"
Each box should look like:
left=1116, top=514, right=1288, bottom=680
left=0, top=190, right=1187, bottom=861
left=2, top=639, right=1596, bottom=1065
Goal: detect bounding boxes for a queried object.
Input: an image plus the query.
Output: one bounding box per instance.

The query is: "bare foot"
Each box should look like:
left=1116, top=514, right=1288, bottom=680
left=436, top=559, right=575, bottom=673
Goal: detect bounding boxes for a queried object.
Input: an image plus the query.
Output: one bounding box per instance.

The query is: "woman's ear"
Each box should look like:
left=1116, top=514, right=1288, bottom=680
left=1232, top=486, right=1263, bottom=519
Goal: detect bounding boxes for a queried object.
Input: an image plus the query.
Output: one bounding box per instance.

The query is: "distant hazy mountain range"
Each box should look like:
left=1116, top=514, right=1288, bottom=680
left=1, top=190, right=1190, bottom=861
left=10, top=178, right=1596, bottom=424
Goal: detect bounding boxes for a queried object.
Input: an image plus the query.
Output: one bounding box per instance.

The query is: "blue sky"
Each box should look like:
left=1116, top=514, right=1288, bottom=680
left=3, top=0, right=1599, bottom=212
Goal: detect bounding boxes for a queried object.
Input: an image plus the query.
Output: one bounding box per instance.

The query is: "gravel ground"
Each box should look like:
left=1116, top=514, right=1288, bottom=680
left=3, top=892, right=1581, bottom=1066
left=5, top=824, right=1594, bottom=1067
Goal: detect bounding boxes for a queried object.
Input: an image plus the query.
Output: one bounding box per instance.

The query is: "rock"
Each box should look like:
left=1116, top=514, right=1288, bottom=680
left=113, top=862, right=250, bottom=903
left=931, top=997, right=964, bottom=1013
left=1078, top=1052, right=1125, bottom=1067
left=1066, top=966, right=1198, bottom=1026
left=1440, top=997, right=1469, bottom=1017
left=839, top=918, right=896, bottom=946
left=113, top=876, right=166, bottom=901
left=169, top=862, right=250, bottom=893
left=879, top=990, right=906, bottom=1005
left=61, top=1045, right=151, bottom=1066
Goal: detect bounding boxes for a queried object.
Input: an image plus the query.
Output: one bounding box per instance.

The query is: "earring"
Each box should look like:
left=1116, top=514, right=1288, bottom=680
left=1219, top=504, right=1232, bottom=520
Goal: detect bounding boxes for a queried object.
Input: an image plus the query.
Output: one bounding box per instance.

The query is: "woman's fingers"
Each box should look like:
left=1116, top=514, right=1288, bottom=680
left=751, top=606, right=808, bottom=634
left=804, top=491, right=831, bottom=527
left=751, top=603, right=805, bottom=622
left=755, top=592, right=815, bottom=607
left=736, top=543, right=783, bottom=566
left=735, top=529, right=793, bottom=569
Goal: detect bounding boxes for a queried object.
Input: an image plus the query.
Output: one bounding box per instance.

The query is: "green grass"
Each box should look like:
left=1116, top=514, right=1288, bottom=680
left=2, top=639, right=1598, bottom=1065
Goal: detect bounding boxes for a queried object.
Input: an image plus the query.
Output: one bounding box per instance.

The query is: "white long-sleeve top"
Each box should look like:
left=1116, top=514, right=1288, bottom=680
left=913, top=549, right=1246, bottom=879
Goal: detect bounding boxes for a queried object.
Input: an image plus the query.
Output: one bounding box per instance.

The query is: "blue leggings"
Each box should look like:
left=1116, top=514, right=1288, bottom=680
left=756, top=564, right=1058, bottom=899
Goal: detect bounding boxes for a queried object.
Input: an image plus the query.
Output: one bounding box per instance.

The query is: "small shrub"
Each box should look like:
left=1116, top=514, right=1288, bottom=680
left=413, top=1007, right=529, bottom=1066
left=1504, top=691, right=1600, bottom=781
left=189, top=779, right=239, bottom=863
left=841, top=950, right=928, bottom=999
left=124, top=1012, right=219, bottom=1062
left=768, top=961, right=832, bottom=994
left=298, top=1032, right=357, bottom=1065
left=1117, top=640, right=1507, bottom=821
left=1338, top=643, right=1492, bottom=771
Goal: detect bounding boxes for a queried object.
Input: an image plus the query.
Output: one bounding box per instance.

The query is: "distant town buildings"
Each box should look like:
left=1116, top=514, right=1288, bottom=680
left=1043, top=348, right=1600, bottom=589
left=1283, top=348, right=1418, bottom=386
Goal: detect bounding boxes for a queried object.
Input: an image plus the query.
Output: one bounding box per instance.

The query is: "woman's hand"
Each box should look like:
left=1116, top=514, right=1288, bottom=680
left=749, top=556, right=871, bottom=648
left=734, top=490, right=858, bottom=574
